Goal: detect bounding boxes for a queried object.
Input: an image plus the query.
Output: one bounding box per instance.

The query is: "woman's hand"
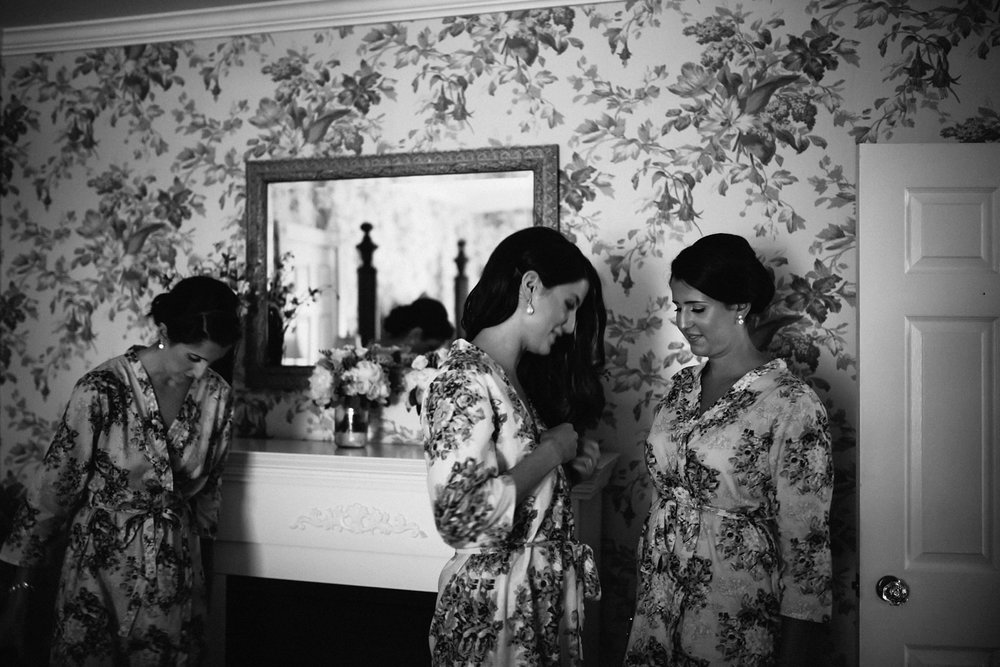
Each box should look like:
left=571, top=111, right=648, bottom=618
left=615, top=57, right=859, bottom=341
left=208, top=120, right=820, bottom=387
left=567, top=437, right=601, bottom=481
left=538, top=423, right=580, bottom=467
left=510, top=423, right=579, bottom=503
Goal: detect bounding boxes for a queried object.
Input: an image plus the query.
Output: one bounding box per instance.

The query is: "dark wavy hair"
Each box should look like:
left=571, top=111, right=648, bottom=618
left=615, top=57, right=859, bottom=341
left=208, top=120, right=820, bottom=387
left=150, top=276, right=242, bottom=347
left=383, top=297, right=454, bottom=341
left=670, top=233, right=775, bottom=313
left=462, top=226, right=606, bottom=430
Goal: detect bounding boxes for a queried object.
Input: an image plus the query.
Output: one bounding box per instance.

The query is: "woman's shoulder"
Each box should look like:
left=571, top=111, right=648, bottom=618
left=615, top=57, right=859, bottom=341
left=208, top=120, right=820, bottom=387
left=762, top=358, right=825, bottom=408
left=201, top=367, right=233, bottom=397
left=427, top=341, right=507, bottom=404
left=76, top=351, right=135, bottom=391
left=439, top=340, right=497, bottom=377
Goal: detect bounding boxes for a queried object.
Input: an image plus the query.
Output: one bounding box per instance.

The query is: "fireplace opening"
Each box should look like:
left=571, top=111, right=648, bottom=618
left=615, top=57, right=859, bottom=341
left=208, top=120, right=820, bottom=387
left=225, top=576, right=436, bottom=666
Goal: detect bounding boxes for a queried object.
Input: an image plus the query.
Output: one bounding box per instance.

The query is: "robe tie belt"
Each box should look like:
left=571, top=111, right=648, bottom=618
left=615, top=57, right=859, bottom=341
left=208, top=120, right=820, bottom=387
left=455, top=538, right=600, bottom=600
left=89, top=497, right=188, bottom=638
left=653, top=490, right=775, bottom=570
left=639, top=489, right=779, bottom=651
left=455, top=538, right=563, bottom=553
left=659, top=492, right=775, bottom=522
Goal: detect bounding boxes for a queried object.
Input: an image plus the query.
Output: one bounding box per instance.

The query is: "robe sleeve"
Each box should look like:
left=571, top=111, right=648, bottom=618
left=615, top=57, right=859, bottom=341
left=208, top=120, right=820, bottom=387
left=0, top=376, right=103, bottom=567
left=772, top=386, right=834, bottom=622
left=422, top=367, right=516, bottom=549
left=190, top=385, right=233, bottom=539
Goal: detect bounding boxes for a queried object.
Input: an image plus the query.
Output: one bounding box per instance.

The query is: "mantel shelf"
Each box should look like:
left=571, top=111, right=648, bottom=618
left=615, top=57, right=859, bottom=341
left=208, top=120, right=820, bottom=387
left=226, top=437, right=618, bottom=499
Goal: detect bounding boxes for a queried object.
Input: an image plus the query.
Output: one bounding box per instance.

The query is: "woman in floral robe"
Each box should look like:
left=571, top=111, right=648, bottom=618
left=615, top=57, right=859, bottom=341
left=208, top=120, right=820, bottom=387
left=422, top=227, right=607, bottom=666
left=0, top=276, right=240, bottom=666
left=625, top=235, right=833, bottom=666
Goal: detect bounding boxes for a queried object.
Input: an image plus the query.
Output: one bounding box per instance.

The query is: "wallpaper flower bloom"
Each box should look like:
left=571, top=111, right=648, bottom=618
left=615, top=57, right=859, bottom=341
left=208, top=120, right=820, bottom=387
left=2, top=1, right=999, bottom=663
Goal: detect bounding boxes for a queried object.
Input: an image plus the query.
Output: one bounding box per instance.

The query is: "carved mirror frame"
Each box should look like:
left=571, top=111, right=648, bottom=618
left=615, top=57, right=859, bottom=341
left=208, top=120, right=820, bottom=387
left=243, top=144, right=560, bottom=390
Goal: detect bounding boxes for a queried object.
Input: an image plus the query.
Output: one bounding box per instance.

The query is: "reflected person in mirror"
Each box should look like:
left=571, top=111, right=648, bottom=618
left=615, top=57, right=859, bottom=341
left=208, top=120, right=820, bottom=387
left=0, top=276, right=240, bottom=666
left=421, top=226, right=606, bottom=666
left=624, top=234, right=833, bottom=666
left=381, top=296, right=455, bottom=355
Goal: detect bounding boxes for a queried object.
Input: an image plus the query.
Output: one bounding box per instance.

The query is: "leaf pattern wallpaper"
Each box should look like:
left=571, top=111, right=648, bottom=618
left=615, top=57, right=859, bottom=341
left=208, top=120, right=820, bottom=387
left=2, top=1, right=999, bottom=663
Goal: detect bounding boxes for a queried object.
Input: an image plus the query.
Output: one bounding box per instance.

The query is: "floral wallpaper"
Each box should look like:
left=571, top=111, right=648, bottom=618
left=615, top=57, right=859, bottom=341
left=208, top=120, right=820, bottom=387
left=3, top=1, right=999, bottom=663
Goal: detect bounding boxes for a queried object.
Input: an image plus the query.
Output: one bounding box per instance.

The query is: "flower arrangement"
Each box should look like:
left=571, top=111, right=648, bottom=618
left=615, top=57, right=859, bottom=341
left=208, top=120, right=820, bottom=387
left=401, top=347, right=448, bottom=413
left=308, top=344, right=396, bottom=409
left=307, top=344, right=448, bottom=411
left=306, top=343, right=448, bottom=446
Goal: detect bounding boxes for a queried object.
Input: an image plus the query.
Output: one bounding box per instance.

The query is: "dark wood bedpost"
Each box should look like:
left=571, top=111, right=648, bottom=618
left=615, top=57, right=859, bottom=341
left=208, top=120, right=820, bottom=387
left=357, top=222, right=377, bottom=345
left=454, top=239, right=468, bottom=340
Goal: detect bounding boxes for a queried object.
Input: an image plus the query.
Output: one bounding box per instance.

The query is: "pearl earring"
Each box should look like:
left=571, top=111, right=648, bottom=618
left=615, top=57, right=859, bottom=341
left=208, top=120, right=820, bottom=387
left=157, top=340, right=165, bottom=350
left=737, top=315, right=745, bottom=326
left=526, top=303, right=535, bottom=315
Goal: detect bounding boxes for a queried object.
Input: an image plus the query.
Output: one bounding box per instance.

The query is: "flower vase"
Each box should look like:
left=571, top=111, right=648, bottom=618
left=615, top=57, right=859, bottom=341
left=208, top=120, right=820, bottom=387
left=334, top=396, right=371, bottom=448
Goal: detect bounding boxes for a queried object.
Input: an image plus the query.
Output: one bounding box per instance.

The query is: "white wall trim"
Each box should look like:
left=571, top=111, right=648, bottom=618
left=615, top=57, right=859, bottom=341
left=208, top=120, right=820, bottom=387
left=1, top=0, right=609, bottom=56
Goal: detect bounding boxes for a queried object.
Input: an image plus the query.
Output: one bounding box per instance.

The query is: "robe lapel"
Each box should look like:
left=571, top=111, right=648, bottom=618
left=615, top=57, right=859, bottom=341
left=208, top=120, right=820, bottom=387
left=125, top=349, right=175, bottom=491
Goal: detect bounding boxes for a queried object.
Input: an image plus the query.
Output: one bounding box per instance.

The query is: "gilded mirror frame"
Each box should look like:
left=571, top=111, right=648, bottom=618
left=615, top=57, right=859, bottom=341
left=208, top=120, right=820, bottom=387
left=243, top=144, right=560, bottom=390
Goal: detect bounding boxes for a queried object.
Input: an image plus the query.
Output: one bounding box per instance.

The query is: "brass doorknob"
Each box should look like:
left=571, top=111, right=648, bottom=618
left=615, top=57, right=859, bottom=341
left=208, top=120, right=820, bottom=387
left=876, top=575, right=910, bottom=606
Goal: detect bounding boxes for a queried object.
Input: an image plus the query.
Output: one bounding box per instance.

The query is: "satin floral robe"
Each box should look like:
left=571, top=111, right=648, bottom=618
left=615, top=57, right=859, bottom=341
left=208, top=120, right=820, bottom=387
left=421, top=339, right=600, bottom=666
left=625, top=359, right=833, bottom=667
left=1, top=347, right=233, bottom=666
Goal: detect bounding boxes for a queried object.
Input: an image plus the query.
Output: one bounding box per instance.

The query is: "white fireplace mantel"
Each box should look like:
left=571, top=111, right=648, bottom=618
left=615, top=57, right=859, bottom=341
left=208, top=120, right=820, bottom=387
left=209, top=437, right=618, bottom=665
left=214, top=438, right=450, bottom=591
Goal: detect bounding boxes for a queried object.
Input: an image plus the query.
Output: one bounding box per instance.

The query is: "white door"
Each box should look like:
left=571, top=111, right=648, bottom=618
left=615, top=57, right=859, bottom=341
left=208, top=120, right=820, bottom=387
left=859, top=144, right=1000, bottom=666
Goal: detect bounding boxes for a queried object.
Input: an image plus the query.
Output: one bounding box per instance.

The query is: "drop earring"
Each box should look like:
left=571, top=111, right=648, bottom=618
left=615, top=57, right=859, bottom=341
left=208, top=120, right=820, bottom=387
left=526, top=302, right=535, bottom=315
left=157, top=340, right=165, bottom=350
left=737, top=315, right=745, bottom=326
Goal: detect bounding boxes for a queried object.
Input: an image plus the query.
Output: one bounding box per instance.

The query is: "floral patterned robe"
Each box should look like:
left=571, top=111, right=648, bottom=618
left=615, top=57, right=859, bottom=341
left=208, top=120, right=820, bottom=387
left=1, top=346, right=233, bottom=666
left=624, top=359, right=832, bottom=667
left=421, top=339, right=600, bottom=666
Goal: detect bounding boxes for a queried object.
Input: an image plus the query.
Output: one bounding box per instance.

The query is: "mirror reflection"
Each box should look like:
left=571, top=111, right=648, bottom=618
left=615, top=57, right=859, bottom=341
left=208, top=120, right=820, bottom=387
left=243, top=145, right=560, bottom=390
left=268, top=172, right=534, bottom=365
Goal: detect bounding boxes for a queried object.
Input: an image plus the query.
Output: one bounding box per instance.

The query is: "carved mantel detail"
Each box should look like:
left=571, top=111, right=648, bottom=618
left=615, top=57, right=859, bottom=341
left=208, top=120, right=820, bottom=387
left=291, top=503, right=429, bottom=538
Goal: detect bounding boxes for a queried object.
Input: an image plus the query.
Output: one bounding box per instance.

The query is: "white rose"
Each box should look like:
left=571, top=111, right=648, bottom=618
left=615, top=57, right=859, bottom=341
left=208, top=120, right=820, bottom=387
left=370, top=379, right=390, bottom=402
left=404, top=367, right=437, bottom=392
left=308, top=366, right=334, bottom=404
left=344, top=360, right=389, bottom=402
left=411, top=354, right=429, bottom=371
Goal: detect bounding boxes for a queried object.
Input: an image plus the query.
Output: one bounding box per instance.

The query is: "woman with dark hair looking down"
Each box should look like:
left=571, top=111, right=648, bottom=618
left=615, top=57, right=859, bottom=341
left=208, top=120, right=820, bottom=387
left=421, top=226, right=607, bottom=666
left=0, top=276, right=241, bottom=666
left=624, top=234, right=833, bottom=666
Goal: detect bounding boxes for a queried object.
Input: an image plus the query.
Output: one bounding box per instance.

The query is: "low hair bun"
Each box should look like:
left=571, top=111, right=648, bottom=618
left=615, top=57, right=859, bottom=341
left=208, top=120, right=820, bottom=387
left=149, top=292, right=175, bottom=324
left=670, top=233, right=775, bottom=313
left=749, top=261, right=776, bottom=314
left=149, top=276, right=241, bottom=346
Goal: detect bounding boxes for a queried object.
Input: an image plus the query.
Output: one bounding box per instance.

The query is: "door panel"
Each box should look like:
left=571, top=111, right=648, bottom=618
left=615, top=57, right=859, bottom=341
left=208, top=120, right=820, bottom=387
left=858, top=144, right=1000, bottom=666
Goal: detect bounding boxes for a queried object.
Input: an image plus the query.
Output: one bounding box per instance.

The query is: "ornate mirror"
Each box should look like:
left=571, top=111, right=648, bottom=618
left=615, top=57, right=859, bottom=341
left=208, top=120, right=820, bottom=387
left=244, top=145, right=559, bottom=390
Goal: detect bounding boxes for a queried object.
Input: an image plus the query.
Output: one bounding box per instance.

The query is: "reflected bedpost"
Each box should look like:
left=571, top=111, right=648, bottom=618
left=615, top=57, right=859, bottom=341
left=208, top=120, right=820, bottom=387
left=357, top=222, right=377, bottom=345
left=454, top=239, right=468, bottom=340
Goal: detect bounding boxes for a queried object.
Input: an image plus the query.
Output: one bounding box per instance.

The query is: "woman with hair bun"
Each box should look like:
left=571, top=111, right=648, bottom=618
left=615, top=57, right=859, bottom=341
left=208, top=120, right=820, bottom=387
left=0, top=275, right=241, bottom=666
left=624, top=234, right=833, bottom=666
